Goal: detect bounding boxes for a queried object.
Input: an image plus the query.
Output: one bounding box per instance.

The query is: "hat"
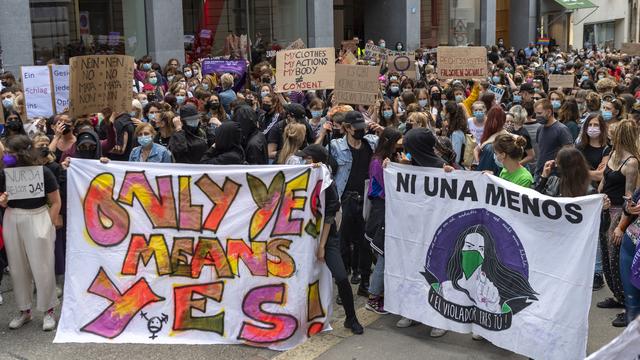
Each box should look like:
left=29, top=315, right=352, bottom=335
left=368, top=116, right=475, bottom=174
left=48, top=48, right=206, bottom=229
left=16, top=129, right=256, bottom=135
left=77, top=132, right=97, bottom=147
left=520, top=83, right=535, bottom=94
left=143, top=83, right=155, bottom=92
left=295, top=144, right=328, bottom=163
left=344, top=111, right=367, bottom=130
left=284, top=103, right=306, bottom=120
left=179, top=103, right=199, bottom=122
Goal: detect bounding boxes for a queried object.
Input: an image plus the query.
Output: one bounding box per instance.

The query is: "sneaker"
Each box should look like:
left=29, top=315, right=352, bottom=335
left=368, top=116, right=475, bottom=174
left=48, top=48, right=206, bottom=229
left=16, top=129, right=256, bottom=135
left=350, top=271, right=361, bottom=285
left=357, top=283, right=370, bottom=297
left=9, top=311, right=32, bottom=329
left=365, top=296, right=389, bottom=315
left=597, top=297, right=624, bottom=309
left=472, top=333, right=484, bottom=341
left=430, top=328, right=447, bottom=338
left=612, top=312, right=628, bottom=328
left=344, top=316, right=364, bottom=335
left=396, top=316, right=414, bottom=328
left=43, top=311, right=56, bottom=331
left=592, top=274, right=604, bottom=291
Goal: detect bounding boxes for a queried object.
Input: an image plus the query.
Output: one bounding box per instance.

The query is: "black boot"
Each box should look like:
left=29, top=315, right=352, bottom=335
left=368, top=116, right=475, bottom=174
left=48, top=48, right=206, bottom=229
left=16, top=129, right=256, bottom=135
left=357, top=274, right=370, bottom=297
left=344, top=316, right=364, bottom=335
left=350, top=271, right=361, bottom=285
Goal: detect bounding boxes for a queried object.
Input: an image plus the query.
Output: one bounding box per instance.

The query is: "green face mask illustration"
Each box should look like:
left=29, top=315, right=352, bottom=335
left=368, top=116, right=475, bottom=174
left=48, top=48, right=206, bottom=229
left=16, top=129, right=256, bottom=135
left=461, top=250, right=484, bottom=279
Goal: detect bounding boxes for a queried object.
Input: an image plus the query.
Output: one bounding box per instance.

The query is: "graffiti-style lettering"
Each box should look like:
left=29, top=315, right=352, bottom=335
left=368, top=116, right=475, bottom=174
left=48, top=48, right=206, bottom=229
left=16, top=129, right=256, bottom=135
left=81, top=268, right=164, bottom=338
left=307, top=281, right=326, bottom=337
left=305, top=180, right=323, bottom=237
left=247, top=172, right=285, bottom=240
left=267, top=239, right=295, bottom=278
left=191, top=237, right=233, bottom=279
left=178, top=176, right=202, bottom=231
left=171, top=237, right=194, bottom=277
left=196, top=176, right=241, bottom=233
left=238, top=284, right=298, bottom=344
left=173, top=282, right=224, bottom=334
left=117, top=172, right=177, bottom=228
left=121, top=234, right=171, bottom=276
left=272, top=170, right=310, bottom=236
left=226, top=239, right=268, bottom=276
left=83, top=173, right=130, bottom=247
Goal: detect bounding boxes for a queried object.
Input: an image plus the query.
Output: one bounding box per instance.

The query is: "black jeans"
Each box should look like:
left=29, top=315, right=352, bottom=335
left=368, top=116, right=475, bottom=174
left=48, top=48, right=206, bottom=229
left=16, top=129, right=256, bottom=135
left=340, top=191, right=372, bottom=279
left=325, top=223, right=356, bottom=319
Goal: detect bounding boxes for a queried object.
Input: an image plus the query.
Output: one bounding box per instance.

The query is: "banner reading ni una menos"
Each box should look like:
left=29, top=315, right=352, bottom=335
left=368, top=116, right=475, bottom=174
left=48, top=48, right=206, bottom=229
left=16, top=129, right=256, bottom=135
left=384, top=164, right=602, bottom=360
left=54, top=160, right=333, bottom=350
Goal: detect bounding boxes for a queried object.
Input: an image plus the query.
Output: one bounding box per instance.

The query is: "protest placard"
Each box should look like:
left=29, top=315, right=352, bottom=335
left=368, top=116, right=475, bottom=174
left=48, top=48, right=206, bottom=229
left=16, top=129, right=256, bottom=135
left=621, top=42, right=640, bottom=56
left=364, top=43, right=389, bottom=61
left=341, top=52, right=358, bottom=65
left=384, top=164, right=602, bottom=360
left=341, top=40, right=358, bottom=54
left=488, top=84, right=505, bottom=103
left=436, top=46, right=487, bottom=79
left=334, top=64, right=380, bottom=105
left=201, top=59, right=248, bottom=92
left=5, top=166, right=44, bottom=200
left=55, top=160, right=333, bottom=350
left=548, top=74, right=575, bottom=89
left=69, top=55, right=134, bottom=117
left=285, top=38, right=306, bottom=50
left=21, top=66, right=54, bottom=118
left=50, top=64, right=70, bottom=114
left=275, top=47, right=335, bottom=92
left=387, top=55, right=416, bottom=79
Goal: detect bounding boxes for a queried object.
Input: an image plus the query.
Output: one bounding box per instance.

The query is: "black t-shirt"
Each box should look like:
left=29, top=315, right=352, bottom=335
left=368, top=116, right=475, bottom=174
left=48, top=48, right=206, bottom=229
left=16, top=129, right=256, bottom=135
left=0, top=165, right=59, bottom=209
left=512, top=127, right=533, bottom=159
left=344, top=142, right=372, bottom=196
left=580, top=144, right=610, bottom=170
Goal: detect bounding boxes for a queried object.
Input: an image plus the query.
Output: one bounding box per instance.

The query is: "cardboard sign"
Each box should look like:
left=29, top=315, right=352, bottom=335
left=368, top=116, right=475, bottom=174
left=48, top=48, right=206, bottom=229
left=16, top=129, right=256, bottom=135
left=436, top=46, right=487, bottom=79
left=364, top=43, right=389, bottom=60
left=424, top=48, right=438, bottom=54
left=341, top=52, right=358, bottom=65
left=69, top=55, right=134, bottom=117
left=341, top=40, right=359, bottom=54
left=334, top=64, right=380, bottom=105
left=275, top=47, right=335, bottom=93
left=5, top=166, right=44, bottom=200
left=621, top=43, right=640, bottom=56
left=387, top=55, right=416, bottom=79
left=285, top=38, right=306, bottom=50
left=21, top=66, right=54, bottom=118
left=488, top=84, right=505, bottom=103
left=50, top=64, right=70, bottom=114
left=548, top=74, right=575, bottom=89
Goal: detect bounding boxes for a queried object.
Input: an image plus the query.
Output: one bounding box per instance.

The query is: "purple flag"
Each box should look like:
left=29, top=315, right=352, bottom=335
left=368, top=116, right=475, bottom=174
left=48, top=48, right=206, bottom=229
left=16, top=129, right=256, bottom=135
left=201, top=59, right=248, bottom=92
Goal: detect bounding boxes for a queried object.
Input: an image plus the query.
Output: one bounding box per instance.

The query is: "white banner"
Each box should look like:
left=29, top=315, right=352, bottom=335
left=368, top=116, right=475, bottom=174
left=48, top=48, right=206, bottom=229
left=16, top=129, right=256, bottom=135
left=51, top=65, right=70, bottom=114
left=384, top=164, right=602, bottom=360
left=55, top=160, right=333, bottom=350
left=587, top=317, right=640, bottom=359
left=21, top=66, right=54, bottom=118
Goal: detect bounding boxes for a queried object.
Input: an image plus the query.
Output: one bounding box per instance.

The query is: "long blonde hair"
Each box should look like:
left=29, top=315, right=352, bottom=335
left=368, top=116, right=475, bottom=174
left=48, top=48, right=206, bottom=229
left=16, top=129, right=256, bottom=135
left=277, top=123, right=306, bottom=164
left=611, top=119, right=640, bottom=165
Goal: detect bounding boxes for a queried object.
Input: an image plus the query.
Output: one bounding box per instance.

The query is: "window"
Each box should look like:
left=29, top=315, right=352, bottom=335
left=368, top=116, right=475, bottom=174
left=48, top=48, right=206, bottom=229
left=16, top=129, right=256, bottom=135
left=583, top=22, right=615, bottom=50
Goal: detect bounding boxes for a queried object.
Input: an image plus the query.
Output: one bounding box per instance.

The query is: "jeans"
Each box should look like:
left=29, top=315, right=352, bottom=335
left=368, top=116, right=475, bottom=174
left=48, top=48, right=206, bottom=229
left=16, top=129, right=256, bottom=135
left=620, top=234, right=640, bottom=323
left=369, top=254, right=385, bottom=296
left=325, top=224, right=356, bottom=319
left=595, top=242, right=603, bottom=275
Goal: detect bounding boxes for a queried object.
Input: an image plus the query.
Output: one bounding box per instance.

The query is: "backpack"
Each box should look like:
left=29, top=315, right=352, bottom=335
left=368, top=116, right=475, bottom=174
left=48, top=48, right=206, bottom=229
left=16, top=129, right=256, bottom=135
left=460, top=133, right=476, bottom=168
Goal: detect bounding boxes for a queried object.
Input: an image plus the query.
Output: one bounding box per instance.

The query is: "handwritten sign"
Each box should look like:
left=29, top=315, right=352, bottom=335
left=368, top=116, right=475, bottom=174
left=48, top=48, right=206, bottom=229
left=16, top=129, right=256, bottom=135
left=21, top=66, right=54, bottom=118
left=50, top=64, right=70, bottom=114
left=341, top=52, right=358, bottom=65
left=436, top=46, right=487, bottom=80
left=621, top=43, right=640, bottom=56
left=387, top=55, right=416, bottom=79
left=341, top=40, right=359, bottom=54
left=69, top=55, right=134, bottom=117
left=488, top=84, right=505, bottom=103
left=365, top=43, right=389, bottom=61
left=334, top=64, right=380, bottom=105
left=548, top=74, right=575, bottom=89
left=5, top=166, right=44, bottom=200
left=275, top=47, right=335, bottom=93
left=285, top=38, right=306, bottom=50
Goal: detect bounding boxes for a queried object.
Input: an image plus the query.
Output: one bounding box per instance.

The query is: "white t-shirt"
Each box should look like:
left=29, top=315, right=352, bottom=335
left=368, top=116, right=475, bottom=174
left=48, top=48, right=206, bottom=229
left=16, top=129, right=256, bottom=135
left=467, top=118, right=484, bottom=144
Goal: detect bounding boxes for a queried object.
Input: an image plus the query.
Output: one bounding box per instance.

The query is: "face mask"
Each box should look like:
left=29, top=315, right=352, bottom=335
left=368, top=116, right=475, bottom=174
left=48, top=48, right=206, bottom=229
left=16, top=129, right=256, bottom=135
left=262, top=104, right=272, bottom=113
left=148, top=113, right=157, bottom=121
left=2, top=98, right=13, bottom=109
left=473, top=111, right=485, bottom=121
left=513, top=95, right=522, bottom=103
left=587, top=127, right=601, bottom=138
left=142, top=63, right=151, bottom=70
left=140, top=100, right=148, bottom=108
left=536, top=115, right=548, bottom=125
left=39, top=147, right=50, bottom=158
left=461, top=249, right=484, bottom=279
left=390, top=86, right=400, bottom=94
left=168, top=76, right=175, bottom=82
left=418, top=99, right=428, bottom=108
left=76, top=149, right=95, bottom=159
left=549, top=67, right=555, bottom=73
left=184, top=71, right=192, bottom=78
left=332, top=129, right=342, bottom=139
left=602, top=110, right=613, bottom=121
left=138, top=135, right=153, bottom=147
left=455, top=95, right=464, bottom=103
left=311, top=110, right=323, bottom=118
left=389, top=76, right=398, bottom=82
left=504, top=123, right=515, bottom=132
left=149, top=77, right=158, bottom=85
left=598, top=75, right=605, bottom=80
left=129, top=111, right=137, bottom=118
left=2, top=154, right=17, bottom=167
left=551, top=100, right=561, bottom=110
left=176, top=96, right=185, bottom=105
left=431, top=93, right=441, bottom=102
left=396, top=45, right=403, bottom=51
left=492, top=76, right=501, bottom=83
left=260, top=91, right=270, bottom=99
left=581, top=75, right=589, bottom=82
left=383, top=110, right=393, bottom=119
left=352, top=128, right=365, bottom=140
left=208, top=101, right=220, bottom=110
left=202, top=84, right=209, bottom=91
left=380, top=42, right=386, bottom=48
left=405, top=123, right=414, bottom=131
left=7, top=120, right=22, bottom=132
left=493, top=153, right=504, bottom=168
left=185, top=118, right=200, bottom=128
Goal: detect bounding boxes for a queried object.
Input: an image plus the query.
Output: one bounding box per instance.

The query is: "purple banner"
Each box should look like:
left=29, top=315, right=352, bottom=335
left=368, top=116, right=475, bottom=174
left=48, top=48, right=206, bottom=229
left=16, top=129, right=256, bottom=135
left=201, top=59, right=248, bottom=93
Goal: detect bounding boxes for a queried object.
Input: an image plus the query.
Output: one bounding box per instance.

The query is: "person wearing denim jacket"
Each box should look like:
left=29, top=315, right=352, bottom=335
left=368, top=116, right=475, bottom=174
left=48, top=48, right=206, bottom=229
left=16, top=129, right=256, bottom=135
left=129, top=123, right=173, bottom=163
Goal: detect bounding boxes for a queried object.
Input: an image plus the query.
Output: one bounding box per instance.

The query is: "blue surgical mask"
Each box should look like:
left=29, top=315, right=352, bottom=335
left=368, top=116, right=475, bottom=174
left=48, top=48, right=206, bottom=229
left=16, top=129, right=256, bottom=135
left=176, top=96, right=185, bottom=105
left=455, top=95, right=464, bottom=103
left=261, top=91, right=270, bottom=98
left=148, top=113, right=157, bottom=121
left=581, top=75, right=589, bottom=82
left=168, top=76, right=175, bottom=82
left=380, top=42, right=386, bottom=49
left=383, top=110, right=393, bottom=119
left=418, top=99, right=428, bottom=108
left=493, top=153, right=504, bottom=168
left=2, top=98, right=13, bottom=109
left=492, top=76, right=501, bottom=83
left=602, top=110, right=613, bottom=121
left=202, top=83, right=209, bottom=90
left=137, top=135, right=153, bottom=147
left=390, top=86, right=400, bottom=94
left=140, top=100, right=148, bottom=108
left=184, top=71, right=192, bottom=78
left=311, top=110, right=323, bottom=118
left=149, top=77, right=158, bottom=85
left=513, top=95, right=522, bottom=103
left=129, top=111, right=137, bottom=118
left=473, top=111, right=485, bottom=121
left=551, top=100, right=561, bottom=110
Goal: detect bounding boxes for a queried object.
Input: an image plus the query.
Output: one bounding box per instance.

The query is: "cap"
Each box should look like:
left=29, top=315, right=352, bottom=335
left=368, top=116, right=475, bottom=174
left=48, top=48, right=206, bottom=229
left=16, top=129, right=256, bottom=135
left=520, top=83, right=535, bottom=94
left=179, top=103, right=199, bottom=122
left=344, top=111, right=367, bottom=130
left=284, top=103, right=306, bottom=120
left=76, top=132, right=97, bottom=147
left=295, top=144, right=328, bottom=163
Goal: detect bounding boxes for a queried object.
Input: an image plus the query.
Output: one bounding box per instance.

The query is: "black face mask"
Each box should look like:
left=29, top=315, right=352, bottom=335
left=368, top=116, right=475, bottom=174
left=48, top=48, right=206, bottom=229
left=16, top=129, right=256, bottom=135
left=207, top=101, right=220, bottom=111
left=262, top=77, right=271, bottom=84
left=0, top=81, right=8, bottom=87
left=262, top=104, right=272, bottom=113
left=431, top=93, right=441, bottom=102
left=39, top=147, right=50, bottom=158
left=76, top=149, right=95, bottom=159
left=536, top=115, right=548, bottom=125
left=352, top=129, right=366, bottom=140
left=7, top=120, right=22, bottom=132
left=332, top=129, right=342, bottom=139
left=62, top=124, right=72, bottom=135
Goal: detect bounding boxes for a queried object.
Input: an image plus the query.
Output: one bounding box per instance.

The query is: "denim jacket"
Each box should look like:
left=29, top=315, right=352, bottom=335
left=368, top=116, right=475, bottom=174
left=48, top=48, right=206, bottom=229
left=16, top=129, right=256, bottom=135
left=129, top=143, right=173, bottom=163
left=329, top=134, right=378, bottom=198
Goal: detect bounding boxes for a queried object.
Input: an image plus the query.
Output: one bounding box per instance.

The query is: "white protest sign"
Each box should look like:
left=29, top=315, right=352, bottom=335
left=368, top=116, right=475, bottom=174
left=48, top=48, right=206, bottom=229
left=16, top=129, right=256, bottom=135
left=4, top=166, right=45, bottom=200
left=488, top=84, right=505, bottom=103
left=55, top=160, right=333, bottom=350
left=21, top=66, right=54, bottom=118
left=50, top=65, right=70, bottom=114
left=384, top=164, right=602, bottom=360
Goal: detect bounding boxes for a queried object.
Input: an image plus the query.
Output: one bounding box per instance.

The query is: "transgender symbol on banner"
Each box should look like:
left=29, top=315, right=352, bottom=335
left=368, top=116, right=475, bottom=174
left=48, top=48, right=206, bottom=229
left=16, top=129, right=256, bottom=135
left=421, top=208, right=539, bottom=331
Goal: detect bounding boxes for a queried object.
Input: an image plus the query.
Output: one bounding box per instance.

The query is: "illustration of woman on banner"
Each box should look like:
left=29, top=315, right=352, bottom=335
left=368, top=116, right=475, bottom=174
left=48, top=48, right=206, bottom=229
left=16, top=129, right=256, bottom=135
left=440, top=224, right=539, bottom=314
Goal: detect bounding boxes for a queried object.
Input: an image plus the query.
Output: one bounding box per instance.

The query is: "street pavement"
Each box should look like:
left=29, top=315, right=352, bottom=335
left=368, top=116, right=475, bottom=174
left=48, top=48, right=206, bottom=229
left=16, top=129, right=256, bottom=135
left=0, top=276, right=624, bottom=360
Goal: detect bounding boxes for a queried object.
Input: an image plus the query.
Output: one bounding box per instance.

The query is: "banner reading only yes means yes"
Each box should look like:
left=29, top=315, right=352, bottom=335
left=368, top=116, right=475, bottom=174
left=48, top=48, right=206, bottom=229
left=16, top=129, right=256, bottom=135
left=384, top=164, right=602, bottom=360
left=55, top=160, right=333, bottom=349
